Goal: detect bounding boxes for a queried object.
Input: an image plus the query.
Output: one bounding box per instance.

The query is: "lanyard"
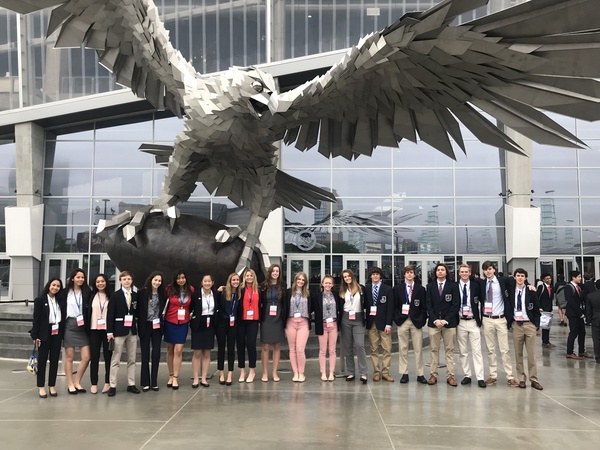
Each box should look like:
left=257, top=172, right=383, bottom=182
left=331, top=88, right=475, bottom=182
left=179, top=292, right=187, bottom=307
left=230, top=293, right=237, bottom=315
left=73, top=290, right=82, bottom=313
left=271, top=287, right=277, bottom=303
left=294, top=292, right=302, bottom=311
left=48, top=295, right=58, bottom=323
left=98, top=293, right=107, bottom=316
left=406, top=284, right=413, bottom=303
left=203, top=291, right=212, bottom=314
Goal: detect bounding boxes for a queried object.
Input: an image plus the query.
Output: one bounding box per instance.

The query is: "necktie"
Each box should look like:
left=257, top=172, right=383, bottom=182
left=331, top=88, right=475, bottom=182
left=373, top=284, right=379, bottom=305
left=517, top=290, right=522, bottom=311
left=547, top=286, right=551, bottom=296
left=126, top=291, right=131, bottom=309
left=462, top=284, right=468, bottom=306
left=575, top=284, right=581, bottom=295
left=487, top=280, right=493, bottom=303
left=408, top=285, right=413, bottom=303
left=438, top=283, right=443, bottom=297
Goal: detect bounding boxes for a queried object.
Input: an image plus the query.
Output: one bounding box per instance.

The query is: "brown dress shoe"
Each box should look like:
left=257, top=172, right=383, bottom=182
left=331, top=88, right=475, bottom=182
left=518, top=381, right=526, bottom=388
left=507, top=379, right=519, bottom=387
left=579, top=352, right=594, bottom=359
left=427, top=375, right=437, bottom=385
left=446, top=376, right=457, bottom=386
left=373, top=374, right=381, bottom=382
left=485, top=377, right=497, bottom=385
left=382, top=374, right=394, bottom=382
left=566, top=354, right=583, bottom=360
left=531, top=381, right=543, bottom=390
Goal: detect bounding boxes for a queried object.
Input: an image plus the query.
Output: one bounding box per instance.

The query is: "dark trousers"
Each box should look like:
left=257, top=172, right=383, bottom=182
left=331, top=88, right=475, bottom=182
left=567, top=316, right=586, bottom=355
left=237, top=320, right=259, bottom=369
left=216, top=318, right=237, bottom=371
left=591, top=325, right=600, bottom=360
left=37, top=333, right=62, bottom=387
left=542, top=328, right=550, bottom=344
left=139, top=322, right=163, bottom=387
left=89, top=329, right=112, bottom=385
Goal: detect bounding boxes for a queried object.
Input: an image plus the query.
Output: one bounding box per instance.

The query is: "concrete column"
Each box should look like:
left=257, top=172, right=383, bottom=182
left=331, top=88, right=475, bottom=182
left=7, top=122, right=45, bottom=300
left=271, top=0, right=286, bottom=62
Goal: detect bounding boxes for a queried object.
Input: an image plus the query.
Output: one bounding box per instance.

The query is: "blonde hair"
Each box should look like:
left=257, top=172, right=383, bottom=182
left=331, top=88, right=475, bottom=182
left=320, top=275, right=335, bottom=291
left=292, top=272, right=309, bottom=298
left=339, top=269, right=362, bottom=298
left=225, top=273, right=241, bottom=301
left=242, top=269, right=259, bottom=294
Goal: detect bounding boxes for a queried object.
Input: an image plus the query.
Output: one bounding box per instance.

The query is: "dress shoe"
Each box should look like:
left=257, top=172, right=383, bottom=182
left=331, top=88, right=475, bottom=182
left=382, top=374, right=394, bottom=382
left=67, top=388, right=78, bottom=395
left=142, top=386, right=150, bottom=392
left=219, top=379, right=226, bottom=385
left=427, top=375, right=437, bottom=385
left=201, top=381, right=210, bottom=388
left=477, top=380, right=486, bottom=388
left=531, top=381, right=543, bottom=390
left=152, top=386, right=160, bottom=392
left=518, top=381, right=526, bottom=388
left=38, top=389, right=47, bottom=398
left=298, top=374, right=306, bottom=383
left=461, top=377, right=471, bottom=385
left=485, top=377, right=497, bottom=385
left=167, top=375, right=173, bottom=388
left=548, top=343, right=557, bottom=348
left=321, top=373, right=328, bottom=382
left=127, top=385, right=141, bottom=394
left=225, top=381, right=232, bottom=386
left=192, top=382, right=199, bottom=388
left=542, top=343, right=551, bottom=349
left=447, top=376, right=457, bottom=387
left=76, top=387, right=86, bottom=394
left=400, top=374, right=409, bottom=384
left=49, top=388, right=58, bottom=397
left=507, top=379, right=519, bottom=387
left=360, top=376, right=368, bottom=384
left=107, top=387, right=116, bottom=397
left=245, top=373, right=255, bottom=383
left=90, top=386, right=98, bottom=394
left=172, top=376, right=179, bottom=390
left=566, top=353, right=583, bottom=360
left=346, top=375, right=355, bottom=382
left=417, top=375, right=428, bottom=384
left=328, top=374, right=335, bottom=382
left=373, top=374, right=381, bottom=382
left=292, top=374, right=299, bottom=382
left=579, top=352, right=594, bottom=359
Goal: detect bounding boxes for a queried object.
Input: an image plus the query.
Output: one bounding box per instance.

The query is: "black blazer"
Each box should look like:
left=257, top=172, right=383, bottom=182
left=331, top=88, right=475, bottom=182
left=190, top=288, right=217, bottom=332
left=364, top=282, right=394, bottom=331
left=457, top=279, right=483, bottom=327
left=565, top=282, right=586, bottom=318
left=507, top=281, right=541, bottom=329
left=478, top=276, right=514, bottom=325
left=58, top=288, right=91, bottom=333
left=586, top=290, right=600, bottom=326
left=216, top=290, right=241, bottom=324
left=260, top=285, right=289, bottom=327
left=536, top=283, right=554, bottom=312
left=393, top=282, right=427, bottom=328
left=287, top=288, right=312, bottom=330
left=425, top=280, right=460, bottom=328
left=238, top=287, right=260, bottom=321
left=30, top=295, right=67, bottom=342
left=136, top=288, right=167, bottom=337
left=311, top=290, right=343, bottom=335
left=107, top=289, right=139, bottom=337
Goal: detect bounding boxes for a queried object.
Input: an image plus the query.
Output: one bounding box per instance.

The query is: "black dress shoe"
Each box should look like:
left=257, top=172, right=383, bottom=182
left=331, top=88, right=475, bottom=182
left=225, top=381, right=232, bottom=386
left=151, top=386, right=160, bottom=392
left=360, top=376, right=368, bottom=384
left=461, top=377, right=472, bottom=385
left=49, top=390, right=58, bottom=397
left=76, top=388, right=87, bottom=394
left=346, top=375, right=355, bottom=382
left=477, top=380, right=487, bottom=388
left=107, top=387, right=116, bottom=397
left=200, top=382, right=209, bottom=388
left=219, top=380, right=226, bottom=385
left=67, top=388, right=78, bottom=395
left=127, top=385, right=141, bottom=394
left=400, top=374, right=409, bottom=383
left=192, top=382, right=199, bottom=388
left=417, top=375, right=428, bottom=384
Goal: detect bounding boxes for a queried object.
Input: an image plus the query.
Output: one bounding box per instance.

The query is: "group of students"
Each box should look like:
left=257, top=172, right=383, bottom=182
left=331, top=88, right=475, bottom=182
left=32, top=260, right=574, bottom=398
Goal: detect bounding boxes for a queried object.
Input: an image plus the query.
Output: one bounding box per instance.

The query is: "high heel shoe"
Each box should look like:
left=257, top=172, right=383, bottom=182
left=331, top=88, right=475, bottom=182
left=200, top=381, right=209, bottom=387
left=167, top=374, right=174, bottom=388
left=38, top=389, right=47, bottom=398
left=172, top=375, right=179, bottom=390
left=360, top=376, right=368, bottom=384
left=225, top=381, right=232, bottom=386
left=219, top=379, right=226, bottom=385
left=49, top=388, right=57, bottom=397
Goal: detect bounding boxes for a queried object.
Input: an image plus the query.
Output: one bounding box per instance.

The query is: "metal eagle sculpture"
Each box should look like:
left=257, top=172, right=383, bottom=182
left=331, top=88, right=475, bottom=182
left=3, top=0, right=600, bottom=278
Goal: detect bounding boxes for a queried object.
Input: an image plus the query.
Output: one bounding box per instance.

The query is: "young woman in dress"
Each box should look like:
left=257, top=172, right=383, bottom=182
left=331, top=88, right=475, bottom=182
left=312, top=275, right=343, bottom=381
left=339, top=269, right=368, bottom=383
left=31, top=278, right=66, bottom=398
left=137, top=271, right=166, bottom=391
left=237, top=269, right=260, bottom=383
left=216, top=273, right=241, bottom=386
left=163, top=270, right=194, bottom=390
left=191, top=274, right=216, bottom=388
left=260, top=264, right=288, bottom=382
left=286, top=272, right=312, bottom=382
left=61, top=268, right=92, bottom=394
left=87, top=274, right=113, bottom=394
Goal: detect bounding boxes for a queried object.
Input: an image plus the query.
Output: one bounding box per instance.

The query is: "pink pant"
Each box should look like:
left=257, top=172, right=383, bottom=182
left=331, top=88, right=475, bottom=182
left=318, top=322, right=338, bottom=373
left=286, top=318, right=309, bottom=374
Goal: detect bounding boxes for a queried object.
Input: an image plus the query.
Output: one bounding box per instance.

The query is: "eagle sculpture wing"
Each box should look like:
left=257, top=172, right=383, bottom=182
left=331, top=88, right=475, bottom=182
left=267, top=0, right=600, bottom=161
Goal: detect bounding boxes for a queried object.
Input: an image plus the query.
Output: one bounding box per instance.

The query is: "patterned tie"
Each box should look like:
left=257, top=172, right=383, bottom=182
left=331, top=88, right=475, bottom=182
left=438, top=282, right=443, bottom=297
left=462, top=284, right=468, bottom=306
left=487, top=280, right=493, bottom=303
left=517, top=290, right=522, bottom=311
left=373, top=284, right=379, bottom=306
left=408, top=284, right=413, bottom=302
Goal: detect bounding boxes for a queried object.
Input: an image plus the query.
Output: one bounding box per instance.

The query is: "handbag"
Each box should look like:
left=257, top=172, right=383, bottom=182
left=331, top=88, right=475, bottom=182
left=27, top=344, right=38, bottom=375
left=540, top=312, right=553, bottom=330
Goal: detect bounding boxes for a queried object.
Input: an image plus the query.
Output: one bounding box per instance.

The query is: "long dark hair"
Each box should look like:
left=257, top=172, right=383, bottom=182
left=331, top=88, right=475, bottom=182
left=168, top=270, right=192, bottom=297
left=261, top=264, right=283, bottom=299
left=40, top=278, right=63, bottom=297
left=90, top=273, right=113, bottom=298
left=65, top=268, right=91, bottom=298
left=144, top=270, right=165, bottom=296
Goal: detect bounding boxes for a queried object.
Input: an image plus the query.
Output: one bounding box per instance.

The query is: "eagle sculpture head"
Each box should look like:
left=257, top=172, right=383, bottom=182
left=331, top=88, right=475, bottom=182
left=224, top=66, right=277, bottom=119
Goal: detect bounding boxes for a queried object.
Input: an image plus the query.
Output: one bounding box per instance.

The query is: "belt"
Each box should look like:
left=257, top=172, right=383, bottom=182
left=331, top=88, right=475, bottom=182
left=483, top=314, right=504, bottom=319
left=461, top=317, right=474, bottom=320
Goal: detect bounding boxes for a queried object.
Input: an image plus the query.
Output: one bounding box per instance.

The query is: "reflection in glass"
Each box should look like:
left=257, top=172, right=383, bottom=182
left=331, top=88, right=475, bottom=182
left=0, top=143, right=16, bottom=169
left=583, top=228, right=600, bottom=255
left=532, top=197, right=579, bottom=226
left=333, top=169, right=390, bottom=197
left=577, top=141, right=600, bottom=166
left=456, top=198, right=504, bottom=226
left=532, top=169, right=579, bottom=196
left=394, top=169, right=453, bottom=197
left=284, top=227, right=332, bottom=254
left=93, top=169, right=152, bottom=197
left=281, top=144, right=331, bottom=170
left=540, top=227, right=581, bottom=255
left=44, top=169, right=92, bottom=197
left=154, top=116, right=185, bottom=142
left=0, top=198, right=16, bottom=225
left=332, top=147, right=392, bottom=169
left=394, top=198, right=454, bottom=226
left=43, top=226, right=94, bottom=253
left=44, top=198, right=91, bottom=226
left=581, top=199, right=600, bottom=226
left=395, top=226, right=454, bottom=254
left=56, top=130, right=94, bottom=141
left=579, top=169, right=600, bottom=196
left=455, top=141, right=504, bottom=168
left=94, top=142, right=153, bottom=168
left=394, top=140, right=453, bottom=168
left=95, top=120, right=153, bottom=141
left=456, top=226, right=504, bottom=254
left=455, top=169, right=504, bottom=196
left=45, top=141, right=94, bottom=168
left=531, top=142, right=578, bottom=168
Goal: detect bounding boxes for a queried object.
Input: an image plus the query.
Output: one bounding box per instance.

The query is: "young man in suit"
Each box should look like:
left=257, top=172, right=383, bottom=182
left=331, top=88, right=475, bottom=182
left=365, top=267, right=395, bottom=382
left=456, top=264, right=486, bottom=388
left=586, top=279, right=600, bottom=363
left=393, top=265, right=428, bottom=384
left=480, top=261, right=519, bottom=387
left=107, top=271, right=140, bottom=396
left=425, top=263, right=460, bottom=386
left=565, top=270, right=593, bottom=360
left=537, top=273, right=555, bottom=349
left=509, top=268, right=543, bottom=390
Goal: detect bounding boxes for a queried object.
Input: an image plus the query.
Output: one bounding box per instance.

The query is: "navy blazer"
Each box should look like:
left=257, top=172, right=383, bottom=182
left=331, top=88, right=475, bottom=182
left=311, top=290, right=343, bottom=335
left=216, top=290, right=241, bottom=324
left=136, top=288, right=167, bottom=337
left=30, top=295, right=67, bottom=342
left=536, top=283, right=554, bottom=312
left=478, top=276, right=514, bottom=325
left=260, top=285, right=289, bottom=327
left=564, top=282, right=586, bottom=318
left=425, top=280, right=460, bottom=328
left=190, top=288, right=217, bottom=332
left=364, top=282, right=394, bottom=331
left=456, top=279, right=483, bottom=327
left=507, top=281, right=541, bottom=329
left=393, top=282, right=427, bottom=329
left=107, top=289, right=139, bottom=337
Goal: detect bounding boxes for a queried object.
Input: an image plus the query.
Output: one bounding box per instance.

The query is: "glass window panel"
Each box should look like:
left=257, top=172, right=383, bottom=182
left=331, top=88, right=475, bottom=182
left=93, top=169, right=152, bottom=197
left=284, top=169, right=331, bottom=193
left=540, top=227, right=581, bottom=255
left=335, top=197, right=393, bottom=219
left=284, top=206, right=319, bottom=227
left=583, top=227, right=600, bottom=255
left=55, top=130, right=94, bottom=140
left=456, top=198, right=504, bottom=227
left=0, top=169, right=16, bottom=196
left=577, top=120, right=600, bottom=140
left=581, top=199, right=600, bottom=226
left=334, top=169, right=391, bottom=197
left=456, top=226, right=504, bottom=254
left=332, top=147, right=392, bottom=169
left=394, top=169, right=453, bottom=197
left=454, top=141, right=504, bottom=168
left=579, top=169, right=600, bottom=196
left=578, top=141, right=600, bottom=167
left=393, top=140, right=453, bottom=168
left=153, top=168, right=211, bottom=197
left=281, top=144, right=331, bottom=170
left=332, top=226, right=393, bottom=254
left=0, top=198, right=16, bottom=225
left=43, top=226, right=91, bottom=253
left=94, top=142, right=154, bottom=168
left=44, top=198, right=91, bottom=226
left=395, top=226, right=455, bottom=254
left=532, top=168, right=579, bottom=197
left=394, top=198, right=454, bottom=226
left=47, top=141, right=94, bottom=168
left=94, top=120, right=153, bottom=141
left=284, top=227, right=332, bottom=254
left=455, top=169, right=504, bottom=196
left=0, top=143, right=16, bottom=168
left=531, top=143, right=578, bottom=168
left=0, top=227, right=5, bottom=253
left=44, top=169, right=92, bottom=196
left=532, top=198, right=579, bottom=227
left=153, top=116, right=184, bottom=142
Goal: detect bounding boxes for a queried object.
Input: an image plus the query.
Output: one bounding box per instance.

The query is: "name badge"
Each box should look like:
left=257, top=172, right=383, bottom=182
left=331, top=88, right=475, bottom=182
left=152, top=318, right=161, bottom=329
left=349, top=310, right=356, bottom=320
left=206, top=317, right=211, bottom=327
left=484, top=302, right=493, bottom=315
left=97, top=318, right=106, bottom=330
left=177, top=309, right=186, bottom=321
left=246, top=310, right=254, bottom=320
left=124, top=314, right=133, bottom=327
left=325, top=317, right=334, bottom=328
left=370, top=306, right=377, bottom=316
left=269, top=305, right=278, bottom=316
left=402, top=304, right=410, bottom=315
left=294, top=312, right=302, bottom=322
left=462, top=305, right=471, bottom=317
left=76, top=314, right=85, bottom=327
left=229, top=315, right=236, bottom=327
left=51, top=324, right=59, bottom=335
left=515, top=311, right=524, bottom=321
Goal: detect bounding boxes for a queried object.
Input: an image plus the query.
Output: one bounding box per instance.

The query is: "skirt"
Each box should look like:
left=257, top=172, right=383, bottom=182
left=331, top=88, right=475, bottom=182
left=163, top=321, right=189, bottom=344
left=260, top=316, right=285, bottom=344
left=63, top=317, right=89, bottom=348
left=191, top=327, right=216, bottom=350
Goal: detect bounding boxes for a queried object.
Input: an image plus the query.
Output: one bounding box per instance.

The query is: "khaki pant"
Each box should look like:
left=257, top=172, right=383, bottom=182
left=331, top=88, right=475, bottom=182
left=429, top=326, right=455, bottom=378
left=109, top=331, right=137, bottom=388
left=482, top=316, right=514, bottom=380
left=457, top=319, right=484, bottom=380
left=368, top=323, right=392, bottom=376
left=512, top=321, right=538, bottom=382
left=397, top=318, right=424, bottom=376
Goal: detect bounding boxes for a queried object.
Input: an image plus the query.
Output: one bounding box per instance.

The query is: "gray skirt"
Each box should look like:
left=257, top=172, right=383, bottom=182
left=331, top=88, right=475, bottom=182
left=63, top=317, right=90, bottom=348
